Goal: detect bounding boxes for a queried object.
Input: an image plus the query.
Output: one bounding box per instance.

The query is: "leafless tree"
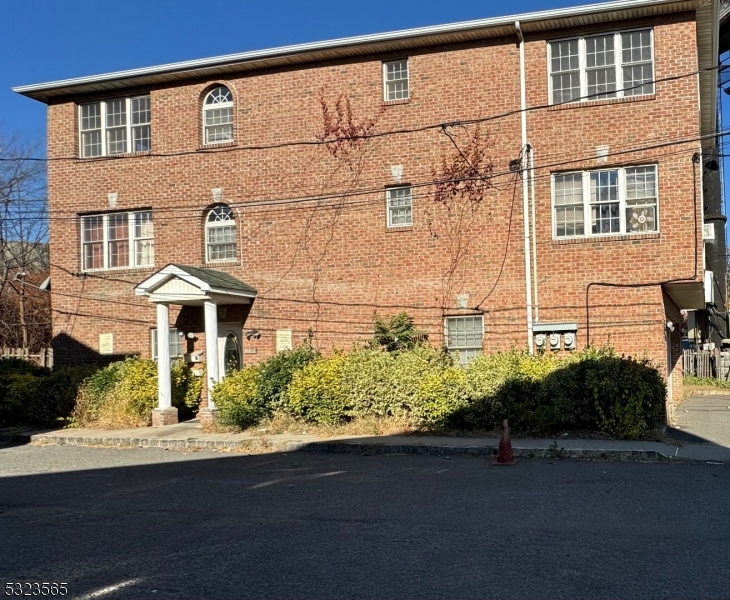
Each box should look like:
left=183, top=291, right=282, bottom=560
left=0, top=134, right=50, bottom=351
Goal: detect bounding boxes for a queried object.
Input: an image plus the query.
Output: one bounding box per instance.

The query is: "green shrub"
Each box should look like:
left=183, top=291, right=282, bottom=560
left=585, top=354, right=665, bottom=439
left=372, top=311, right=428, bottom=352
left=0, top=361, right=98, bottom=428
left=172, top=361, right=203, bottom=420
left=257, top=343, right=319, bottom=414
left=285, top=352, right=349, bottom=424
left=74, top=357, right=202, bottom=428
left=212, top=366, right=264, bottom=429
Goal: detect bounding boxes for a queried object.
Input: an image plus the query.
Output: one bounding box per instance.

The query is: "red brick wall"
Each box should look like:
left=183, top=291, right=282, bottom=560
left=46, top=12, right=701, bottom=408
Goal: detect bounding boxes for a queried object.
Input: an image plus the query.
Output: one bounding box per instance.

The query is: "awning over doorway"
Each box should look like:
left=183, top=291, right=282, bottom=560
left=134, top=263, right=257, bottom=305
left=134, top=264, right=257, bottom=426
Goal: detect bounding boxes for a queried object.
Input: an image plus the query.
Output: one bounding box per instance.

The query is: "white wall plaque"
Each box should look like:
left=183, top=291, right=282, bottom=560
left=275, top=329, right=293, bottom=353
left=99, top=333, right=114, bottom=355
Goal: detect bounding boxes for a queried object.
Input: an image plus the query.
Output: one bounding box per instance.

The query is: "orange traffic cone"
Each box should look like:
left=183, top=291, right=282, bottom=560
left=494, top=419, right=517, bottom=466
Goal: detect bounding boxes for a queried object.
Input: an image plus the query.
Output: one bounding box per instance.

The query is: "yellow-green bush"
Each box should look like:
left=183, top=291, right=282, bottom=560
left=212, top=365, right=264, bottom=429
left=340, top=348, right=400, bottom=418
left=410, top=366, right=468, bottom=428
left=285, top=352, right=348, bottom=424
left=335, top=345, right=455, bottom=424
left=276, top=343, right=666, bottom=438
left=456, top=345, right=665, bottom=437
left=73, top=357, right=202, bottom=428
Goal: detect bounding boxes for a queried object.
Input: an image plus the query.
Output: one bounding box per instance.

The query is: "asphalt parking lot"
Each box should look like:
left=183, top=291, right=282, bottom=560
left=1, top=444, right=728, bottom=600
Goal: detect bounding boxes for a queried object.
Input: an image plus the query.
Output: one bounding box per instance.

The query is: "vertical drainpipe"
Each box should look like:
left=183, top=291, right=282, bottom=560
left=530, top=146, right=539, bottom=324
left=516, top=20, right=534, bottom=353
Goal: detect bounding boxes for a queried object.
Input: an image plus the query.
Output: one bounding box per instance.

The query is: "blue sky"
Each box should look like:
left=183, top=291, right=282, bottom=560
left=1, top=0, right=607, bottom=152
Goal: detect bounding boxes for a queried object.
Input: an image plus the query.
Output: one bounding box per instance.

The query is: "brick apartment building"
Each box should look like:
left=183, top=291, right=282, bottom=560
left=13, top=0, right=724, bottom=423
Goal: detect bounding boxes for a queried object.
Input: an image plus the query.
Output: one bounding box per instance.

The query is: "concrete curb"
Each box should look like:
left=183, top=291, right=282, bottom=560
left=296, top=441, right=673, bottom=461
left=19, top=432, right=722, bottom=462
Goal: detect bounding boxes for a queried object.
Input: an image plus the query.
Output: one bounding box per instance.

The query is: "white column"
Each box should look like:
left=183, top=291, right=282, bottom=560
left=156, top=303, right=172, bottom=410
left=204, top=300, right=219, bottom=409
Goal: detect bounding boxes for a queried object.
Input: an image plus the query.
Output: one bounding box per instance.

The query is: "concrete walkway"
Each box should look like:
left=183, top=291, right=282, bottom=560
left=4, top=418, right=729, bottom=462
left=672, top=394, right=730, bottom=447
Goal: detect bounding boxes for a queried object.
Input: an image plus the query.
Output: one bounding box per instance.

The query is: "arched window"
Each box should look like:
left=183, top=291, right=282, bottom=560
left=206, top=205, right=236, bottom=262
left=203, top=85, right=233, bottom=144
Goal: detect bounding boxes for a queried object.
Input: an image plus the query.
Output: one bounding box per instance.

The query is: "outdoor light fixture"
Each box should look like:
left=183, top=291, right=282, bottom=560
left=245, top=329, right=261, bottom=340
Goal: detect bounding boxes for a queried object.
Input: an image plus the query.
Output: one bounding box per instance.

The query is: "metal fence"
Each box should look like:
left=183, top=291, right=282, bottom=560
left=0, top=347, right=53, bottom=368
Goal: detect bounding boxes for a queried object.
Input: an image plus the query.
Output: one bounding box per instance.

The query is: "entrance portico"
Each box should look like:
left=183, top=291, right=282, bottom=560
left=135, top=264, right=257, bottom=426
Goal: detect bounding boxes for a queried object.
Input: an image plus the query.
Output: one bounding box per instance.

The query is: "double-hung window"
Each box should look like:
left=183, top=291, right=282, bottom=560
left=386, top=186, right=413, bottom=227
left=203, top=86, right=234, bottom=145
left=81, top=211, right=154, bottom=270
left=151, top=328, right=184, bottom=362
left=383, top=59, right=409, bottom=101
left=553, top=166, right=658, bottom=238
left=79, top=95, right=151, bottom=157
left=206, top=205, right=237, bottom=262
left=549, top=29, right=654, bottom=104
left=445, top=316, right=484, bottom=366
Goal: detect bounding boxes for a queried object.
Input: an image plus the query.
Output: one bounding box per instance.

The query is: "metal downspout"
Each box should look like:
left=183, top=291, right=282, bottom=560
left=516, top=20, right=534, bottom=353
left=530, top=145, right=539, bottom=323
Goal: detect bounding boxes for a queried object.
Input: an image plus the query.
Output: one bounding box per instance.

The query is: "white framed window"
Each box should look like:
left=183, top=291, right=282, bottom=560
left=445, top=316, right=484, bottom=366
left=386, top=186, right=413, bottom=227
left=552, top=165, right=658, bottom=239
left=79, top=95, right=151, bottom=158
left=383, top=59, right=409, bottom=101
left=151, top=328, right=184, bottom=361
left=81, top=211, right=154, bottom=271
left=206, top=205, right=237, bottom=262
left=203, top=86, right=234, bottom=145
left=548, top=29, right=654, bottom=104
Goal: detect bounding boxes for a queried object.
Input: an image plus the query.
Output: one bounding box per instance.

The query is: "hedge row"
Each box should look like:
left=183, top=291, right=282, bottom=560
left=73, top=357, right=202, bottom=428
left=213, top=344, right=666, bottom=439
left=0, top=359, right=98, bottom=428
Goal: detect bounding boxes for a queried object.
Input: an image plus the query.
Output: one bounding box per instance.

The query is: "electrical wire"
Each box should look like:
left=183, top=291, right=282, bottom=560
left=1, top=63, right=724, bottom=166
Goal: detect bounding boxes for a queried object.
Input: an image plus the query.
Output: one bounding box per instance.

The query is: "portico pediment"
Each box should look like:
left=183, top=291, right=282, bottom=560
left=134, top=264, right=257, bottom=306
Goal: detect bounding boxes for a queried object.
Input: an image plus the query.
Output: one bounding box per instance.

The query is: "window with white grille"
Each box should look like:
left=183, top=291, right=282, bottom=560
left=79, top=95, right=151, bottom=157
left=386, top=187, right=413, bottom=227
left=445, top=316, right=484, bottom=365
left=206, top=205, right=237, bottom=262
left=81, top=211, right=154, bottom=271
left=549, top=29, right=654, bottom=104
left=383, top=59, right=409, bottom=101
left=203, top=86, right=234, bottom=144
left=151, top=328, right=184, bottom=361
left=552, top=166, right=658, bottom=238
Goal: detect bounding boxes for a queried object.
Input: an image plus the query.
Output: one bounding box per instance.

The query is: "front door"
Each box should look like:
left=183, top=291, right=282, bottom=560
left=217, top=322, right=243, bottom=380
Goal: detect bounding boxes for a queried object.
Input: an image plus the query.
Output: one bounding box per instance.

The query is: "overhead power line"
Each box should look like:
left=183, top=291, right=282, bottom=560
left=0, top=63, right=723, bottom=165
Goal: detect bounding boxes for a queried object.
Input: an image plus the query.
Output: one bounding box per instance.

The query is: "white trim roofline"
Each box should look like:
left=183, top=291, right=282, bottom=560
left=13, top=0, right=701, bottom=102
left=135, top=264, right=257, bottom=300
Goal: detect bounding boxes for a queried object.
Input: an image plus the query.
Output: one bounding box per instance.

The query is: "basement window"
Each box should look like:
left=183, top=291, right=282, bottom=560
left=445, top=316, right=484, bottom=365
